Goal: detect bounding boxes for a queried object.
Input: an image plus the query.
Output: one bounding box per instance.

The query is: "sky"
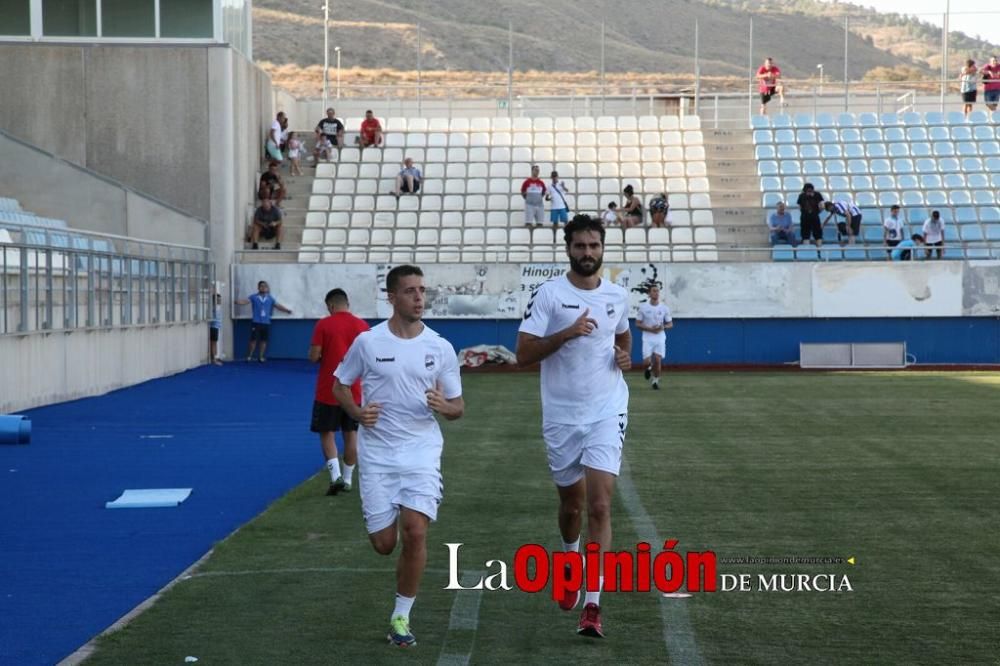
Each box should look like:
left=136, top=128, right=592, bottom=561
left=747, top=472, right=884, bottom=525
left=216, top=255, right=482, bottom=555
left=819, top=0, right=1000, bottom=45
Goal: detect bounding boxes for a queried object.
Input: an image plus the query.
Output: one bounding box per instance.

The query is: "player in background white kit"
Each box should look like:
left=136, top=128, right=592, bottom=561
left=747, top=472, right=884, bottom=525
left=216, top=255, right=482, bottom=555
left=635, top=283, right=673, bottom=390
left=516, top=214, right=631, bottom=639
left=332, top=265, right=464, bottom=648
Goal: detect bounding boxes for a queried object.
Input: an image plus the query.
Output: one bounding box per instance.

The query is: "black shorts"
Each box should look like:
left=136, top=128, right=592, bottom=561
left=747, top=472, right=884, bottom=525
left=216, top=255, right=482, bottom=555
left=310, top=401, right=359, bottom=433
left=209, top=327, right=219, bottom=342
left=887, top=239, right=901, bottom=248
left=962, top=91, right=977, bottom=103
left=800, top=215, right=822, bottom=241
left=760, top=90, right=775, bottom=104
left=836, top=215, right=862, bottom=239
left=250, top=323, right=270, bottom=342
left=258, top=224, right=278, bottom=240
left=400, top=179, right=421, bottom=193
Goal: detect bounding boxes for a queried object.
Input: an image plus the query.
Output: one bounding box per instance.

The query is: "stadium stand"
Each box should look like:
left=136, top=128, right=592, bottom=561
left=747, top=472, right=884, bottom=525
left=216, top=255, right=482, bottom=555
left=753, top=111, right=1000, bottom=260
left=286, top=115, right=722, bottom=263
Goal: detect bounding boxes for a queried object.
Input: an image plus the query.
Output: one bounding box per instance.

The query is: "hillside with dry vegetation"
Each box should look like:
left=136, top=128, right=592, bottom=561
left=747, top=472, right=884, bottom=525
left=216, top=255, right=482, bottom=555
left=252, top=0, right=999, bottom=98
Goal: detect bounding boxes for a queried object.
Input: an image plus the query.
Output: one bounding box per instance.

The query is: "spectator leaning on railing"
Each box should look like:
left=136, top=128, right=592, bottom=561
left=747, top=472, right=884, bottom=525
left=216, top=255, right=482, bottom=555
left=823, top=199, right=862, bottom=246
left=768, top=201, right=798, bottom=246
left=982, top=55, right=1000, bottom=112
left=960, top=59, right=978, bottom=118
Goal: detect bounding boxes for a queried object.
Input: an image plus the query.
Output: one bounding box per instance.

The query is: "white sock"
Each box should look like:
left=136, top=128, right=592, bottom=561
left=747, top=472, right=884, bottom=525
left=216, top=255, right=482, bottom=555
left=652, top=377, right=659, bottom=385
left=392, top=593, right=415, bottom=621
left=585, top=577, right=604, bottom=607
left=562, top=537, right=580, bottom=553
left=341, top=462, right=355, bottom=486
left=325, top=458, right=341, bottom=482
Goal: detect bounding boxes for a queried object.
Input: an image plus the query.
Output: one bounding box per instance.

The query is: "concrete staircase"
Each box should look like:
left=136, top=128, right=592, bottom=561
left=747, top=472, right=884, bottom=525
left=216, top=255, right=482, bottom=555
left=701, top=128, right=769, bottom=261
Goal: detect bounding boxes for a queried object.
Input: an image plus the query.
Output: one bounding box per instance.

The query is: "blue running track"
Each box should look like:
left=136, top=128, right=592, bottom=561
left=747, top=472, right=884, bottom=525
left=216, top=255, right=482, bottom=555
left=0, top=361, right=329, bottom=665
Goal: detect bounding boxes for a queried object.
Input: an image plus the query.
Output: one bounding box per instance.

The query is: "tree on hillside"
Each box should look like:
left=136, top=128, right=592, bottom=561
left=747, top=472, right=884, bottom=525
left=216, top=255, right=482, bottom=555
left=862, top=65, right=930, bottom=82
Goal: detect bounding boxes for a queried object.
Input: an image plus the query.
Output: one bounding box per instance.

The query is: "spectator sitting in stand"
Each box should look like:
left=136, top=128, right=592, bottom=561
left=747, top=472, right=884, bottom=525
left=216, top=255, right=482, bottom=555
left=601, top=201, right=620, bottom=227
left=357, top=110, right=383, bottom=148
left=315, top=107, right=345, bottom=151
left=315, top=134, right=335, bottom=161
left=620, top=185, right=643, bottom=228
left=250, top=198, right=283, bottom=250
left=768, top=201, right=798, bottom=246
left=258, top=161, right=287, bottom=207
left=649, top=192, right=670, bottom=228
left=393, top=158, right=422, bottom=198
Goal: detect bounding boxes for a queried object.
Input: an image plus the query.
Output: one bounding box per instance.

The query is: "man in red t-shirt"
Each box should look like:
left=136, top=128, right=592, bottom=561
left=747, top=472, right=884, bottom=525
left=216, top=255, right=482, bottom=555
left=982, top=55, right=1000, bottom=111
left=756, top=57, right=782, bottom=115
left=521, top=164, right=547, bottom=227
left=308, top=288, right=370, bottom=495
left=358, top=109, right=384, bottom=148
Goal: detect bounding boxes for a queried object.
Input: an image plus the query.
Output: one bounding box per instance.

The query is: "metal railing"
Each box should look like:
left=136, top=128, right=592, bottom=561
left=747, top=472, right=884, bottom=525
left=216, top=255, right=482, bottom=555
left=0, top=225, right=213, bottom=335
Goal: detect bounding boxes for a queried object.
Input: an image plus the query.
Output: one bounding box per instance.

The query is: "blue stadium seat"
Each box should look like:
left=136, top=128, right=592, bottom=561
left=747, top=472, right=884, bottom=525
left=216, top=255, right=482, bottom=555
left=973, top=125, right=995, bottom=141
left=906, top=208, right=929, bottom=224
left=897, top=174, right=919, bottom=190
left=794, top=246, right=820, bottom=261
left=761, top=176, right=781, bottom=191
left=926, top=191, right=948, bottom=206
left=968, top=110, right=989, bottom=124
left=753, top=129, right=773, bottom=144
left=967, top=248, right=991, bottom=259
left=828, top=175, right=850, bottom=191
left=783, top=176, right=804, bottom=191
left=870, top=159, right=892, bottom=175
left=751, top=115, right=770, bottom=129
left=821, top=144, right=843, bottom=158
left=844, top=144, right=865, bottom=158
left=844, top=247, right=868, bottom=261
left=777, top=144, right=798, bottom=159
left=797, top=129, right=817, bottom=143
left=841, top=129, right=861, bottom=143
left=880, top=112, right=902, bottom=126
left=793, top=114, right=814, bottom=127
left=848, top=159, right=868, bottom=175
left=962, top=157, right=984, bottom=173
left=866, top=143, right=888, bottom=158
left=952, top=126, right=973, bottom=141
left=982, top=207, right=1000, bottom=223
left=816, top=113, right=836, bottom=128
left=933, top=142, right=955, bottom=156
left=961, top=225, right=984, bottom=241
left=771, top=114, right=793, bottom=128
left=968, top=173, right=989, bottom=188
left=939, top=158, right=960, bottom=173
left=929, top=126, right=950, bottom=141
left=944, top=226, right=960, bottom=242
left=980, top=141, right=1000, bottom=156
left=780, top=160, right=801, bottom=175
left=878, top=192, right=900, bottom=207
left=884, top=127, right=906, bottom=142
left=901, top=112, right=922, bottom=126
left=837, top=113, right=858, bottom=127
left=799, top=144, right=821, bottom=159
left=901, top=190, right=924, bottom=206
left=862, top=227, right=884, bottom=243
left=888, top=143, right=910, bottom=157
left=910, top=142, right=932, bottom=157
left=763, top=192, right=783, bottom=207
left=955, top=208, right=978, bottom=224
left=772, top=245, right=795, bottom=261
left=858, top=113, right=879, bottom=127
left=826, top=160, right=846, bottom=175
left=992, top=111, right=1000, bottom=123
left=956, top=142, right=977, bottom=156
left=818, top=128, right=839, bottom=143
left=946, top=111, right=967, bottom=125
left=802, top=160, right=823, bottom=175
left=925, top=112, right=945, bottom=125
left=916, top=161, right=937, bottom=176
left=943, top=174, right=966, bottom=189
left=758, top=160, right=778, bottom=175
left=851, top=174, right=872, bottom=189
left=949, top=191, right=972, bottom=206
left=755, top=145, right=776, bottom=159
left=985, top=224, right=1000, bottom=240
left=974, top=190, right=997, bottom=205
left=862, top=128, right=883, bottom=142
left=873, top=174, right=895, bottom=190
left=855, top=192, right=877, bottom=207
left=775, top=129, right=796, bottom=144
left=892, top=158, right=914, bottom=173
left=820, top=247, right=844, bottom=261
left=809, top=176, right=828, bottom=190
left=907, top=127, right=928, bottom=141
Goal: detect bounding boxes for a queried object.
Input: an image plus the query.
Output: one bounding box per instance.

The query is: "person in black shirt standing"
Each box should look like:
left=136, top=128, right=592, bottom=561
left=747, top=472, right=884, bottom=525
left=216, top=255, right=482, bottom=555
left=315, top=107, right=345, bottom=155
left=796, top=183, right=825, bottom=251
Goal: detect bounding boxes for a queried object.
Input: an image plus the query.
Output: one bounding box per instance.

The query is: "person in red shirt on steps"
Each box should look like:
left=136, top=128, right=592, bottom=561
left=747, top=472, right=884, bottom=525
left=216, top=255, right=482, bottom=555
left=308, top=288, right=370, bottom=495
left=756, top=57, right=782, bottom=115
left=358, top=110, right=384, bottom=148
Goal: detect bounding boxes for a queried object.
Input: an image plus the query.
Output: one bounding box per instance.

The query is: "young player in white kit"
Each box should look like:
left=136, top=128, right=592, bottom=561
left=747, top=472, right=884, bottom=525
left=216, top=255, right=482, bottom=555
left=516, top=214, right=631, bottom=639
left=636, top=283, right=673, bottom=390
left=332, top=265, right=464, bottom=648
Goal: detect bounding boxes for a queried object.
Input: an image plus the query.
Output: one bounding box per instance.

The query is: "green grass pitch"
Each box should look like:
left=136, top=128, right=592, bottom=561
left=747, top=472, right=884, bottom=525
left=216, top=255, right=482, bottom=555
left=87, top=371, right=1000, bottom=664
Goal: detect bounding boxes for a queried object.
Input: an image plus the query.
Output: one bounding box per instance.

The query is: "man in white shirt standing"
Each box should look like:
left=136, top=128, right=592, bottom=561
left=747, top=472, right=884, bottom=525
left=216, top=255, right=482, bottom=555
left=922, top=210, right=946, bottom=259
left=516, top=214, right=632, bottom=640
left=332, top=265, right=464, bottom=649
left=635, top=284, right=673, bottom=390
left=883, top=205, right=907, bottom=259
left=266, top=111, right=286, bottom=163
left=546, top=170, right=571, bottom=227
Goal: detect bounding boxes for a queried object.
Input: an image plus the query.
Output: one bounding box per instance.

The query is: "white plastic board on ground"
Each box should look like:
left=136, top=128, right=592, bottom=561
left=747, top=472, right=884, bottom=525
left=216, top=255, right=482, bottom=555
left=105, top=488, right=192, bottom=509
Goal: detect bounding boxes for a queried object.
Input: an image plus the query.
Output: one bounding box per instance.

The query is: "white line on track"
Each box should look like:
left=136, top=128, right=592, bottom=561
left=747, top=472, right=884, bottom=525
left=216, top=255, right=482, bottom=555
left=436, top=570, right=484, bottom=666
left=618, top=456, right=705, bottom=665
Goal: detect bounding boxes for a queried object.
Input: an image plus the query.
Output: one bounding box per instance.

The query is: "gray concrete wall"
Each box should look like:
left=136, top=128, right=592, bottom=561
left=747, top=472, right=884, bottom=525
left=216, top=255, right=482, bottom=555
left=0, top=130, right=205, bottom=246
left=0, top=323, right=206, bottom=413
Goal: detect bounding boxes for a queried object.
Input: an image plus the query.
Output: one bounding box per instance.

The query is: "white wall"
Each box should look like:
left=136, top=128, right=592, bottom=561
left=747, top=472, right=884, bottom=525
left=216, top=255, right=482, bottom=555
left=0, top=324, right=205, bottom=413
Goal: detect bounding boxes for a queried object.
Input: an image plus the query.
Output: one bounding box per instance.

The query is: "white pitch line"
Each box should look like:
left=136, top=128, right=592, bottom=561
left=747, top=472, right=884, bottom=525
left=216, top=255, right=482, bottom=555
left=186, top=566, right=452, bottom=579
left=617, top=456, right=704, bottom=666
left=436, top=570, right=484, bottom=666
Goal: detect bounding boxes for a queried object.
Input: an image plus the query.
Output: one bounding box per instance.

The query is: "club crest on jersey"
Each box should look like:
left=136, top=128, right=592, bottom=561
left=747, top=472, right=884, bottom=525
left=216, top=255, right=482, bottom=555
left=425, top=354, right=435, bottom=370
left=606, top=302, right=616, bottom=318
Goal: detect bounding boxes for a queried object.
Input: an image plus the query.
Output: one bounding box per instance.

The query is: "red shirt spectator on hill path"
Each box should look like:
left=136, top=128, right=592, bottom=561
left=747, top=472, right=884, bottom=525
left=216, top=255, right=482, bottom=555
left=756, top=57, right=782, bottom=115
left=359, top=110, right=384, bottom=148
left=308, top=288, right=370, bottom=495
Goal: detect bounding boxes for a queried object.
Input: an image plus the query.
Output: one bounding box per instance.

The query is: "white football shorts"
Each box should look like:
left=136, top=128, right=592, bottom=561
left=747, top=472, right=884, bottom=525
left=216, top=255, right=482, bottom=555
left=542, top=413, right=628, bottom=487
left=642, top=336, right=666, bottom=360
left=359, top=470, right=443, bottom=533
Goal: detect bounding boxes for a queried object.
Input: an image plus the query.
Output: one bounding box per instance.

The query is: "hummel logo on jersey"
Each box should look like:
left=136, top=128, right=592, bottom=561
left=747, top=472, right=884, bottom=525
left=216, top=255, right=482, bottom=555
left=560, top=303, right=580, bottom=309
left=376, top=356, right=395, bottom=362
left=606, top=303, right=616, bottom=318
left=425, top=354, right=435, bottom=370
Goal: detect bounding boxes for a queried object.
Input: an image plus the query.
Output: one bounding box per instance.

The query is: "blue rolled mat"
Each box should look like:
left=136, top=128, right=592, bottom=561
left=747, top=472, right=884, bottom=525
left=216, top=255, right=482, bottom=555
left=0, top=415, right=31, bottom=444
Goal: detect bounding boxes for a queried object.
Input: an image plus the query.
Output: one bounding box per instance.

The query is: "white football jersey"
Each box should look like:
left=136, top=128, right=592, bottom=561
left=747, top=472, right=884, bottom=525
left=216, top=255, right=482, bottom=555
left=519, top=274, right=630, bottom=425
left=335, top=322, right=462, bottom=474
left=637, top=301, right=672, bottom=342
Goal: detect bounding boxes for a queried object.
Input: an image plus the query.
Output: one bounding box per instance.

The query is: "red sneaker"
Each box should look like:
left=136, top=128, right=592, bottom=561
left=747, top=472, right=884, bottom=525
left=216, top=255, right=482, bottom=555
left=576, top=602, right=604, bottom=638
left=557, top=564, right=580, bottom=611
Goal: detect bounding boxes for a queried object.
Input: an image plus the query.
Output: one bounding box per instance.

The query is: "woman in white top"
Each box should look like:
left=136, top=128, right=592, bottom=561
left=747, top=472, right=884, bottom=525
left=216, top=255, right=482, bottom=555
left=960, top=59, right=978, bottom=118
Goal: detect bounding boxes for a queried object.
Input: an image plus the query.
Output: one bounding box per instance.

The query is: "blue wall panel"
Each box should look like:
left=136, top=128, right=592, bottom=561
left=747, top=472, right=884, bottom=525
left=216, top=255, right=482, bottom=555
left=234, top=318, right=1000, bottom=365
